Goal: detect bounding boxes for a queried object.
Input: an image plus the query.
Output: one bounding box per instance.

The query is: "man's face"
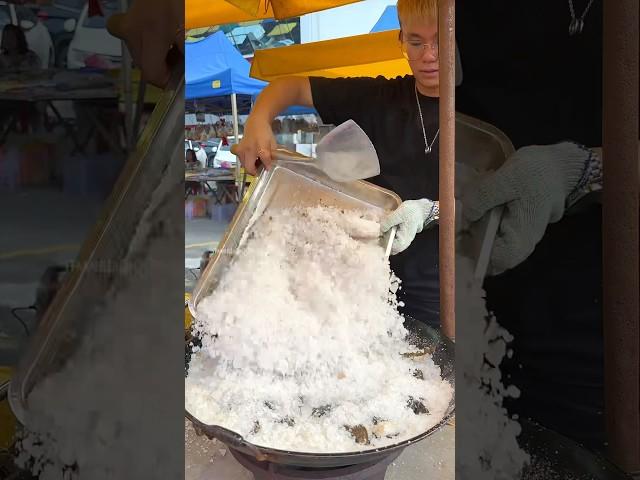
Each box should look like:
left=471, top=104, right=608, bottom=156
left=400, top=18, right=439, bottom=95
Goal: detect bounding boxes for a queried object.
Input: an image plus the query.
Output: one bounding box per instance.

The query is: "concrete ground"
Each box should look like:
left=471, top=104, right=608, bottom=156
left=0, top=188, right=104, bottom=366
left=185, top=419, right=454, bottom=479
left=0, top=184, right=230, bottom=366
left=185, top=215, right=231, bottom=292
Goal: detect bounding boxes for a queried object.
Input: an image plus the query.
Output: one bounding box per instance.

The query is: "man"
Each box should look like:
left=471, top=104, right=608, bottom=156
left=235, top=0, right=442, bottom=328
left=106, top=1, right=441, bottom=328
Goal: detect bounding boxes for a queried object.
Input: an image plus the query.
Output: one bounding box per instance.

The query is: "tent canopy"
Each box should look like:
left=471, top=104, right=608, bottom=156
left=186, top=30, right=316, bottom=115
left=186, top=95, right=315, bottom=116
left=186, top=0, right=363, bottom=30
left=250, top=29, right=411, bottom=81
left=371, top=5, right=399, bottom=33
left=186, top=95, right=255, bottom=115
left=185, top=30, right=267, bottom=99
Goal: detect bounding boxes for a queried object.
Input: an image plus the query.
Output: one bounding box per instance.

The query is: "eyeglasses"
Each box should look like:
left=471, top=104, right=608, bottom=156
left=400, top=39, right=439, bottom=60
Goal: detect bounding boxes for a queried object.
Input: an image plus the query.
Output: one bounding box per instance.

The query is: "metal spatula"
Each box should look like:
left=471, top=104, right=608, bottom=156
left=232, top=119, right=380, bottom=183
left=314, top=119, right=380, bottom=182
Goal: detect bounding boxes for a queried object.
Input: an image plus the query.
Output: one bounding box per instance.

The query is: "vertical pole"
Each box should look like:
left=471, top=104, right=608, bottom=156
left=231, top=93, right=242, bottom=200
left=438, top=0, right=455, bottom=339
left=119, top=0, right=133, bottom=152
left=602, top=0, right=640, bottom=473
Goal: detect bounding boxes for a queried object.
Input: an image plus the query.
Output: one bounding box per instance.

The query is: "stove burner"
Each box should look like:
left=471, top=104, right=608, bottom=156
left=229, top=449, right=402, bottom=480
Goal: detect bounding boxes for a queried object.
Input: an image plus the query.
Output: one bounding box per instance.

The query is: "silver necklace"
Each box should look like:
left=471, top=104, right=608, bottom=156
left=568, top=0, right=595, bottom=35
left=414, top=83, right=439, bottom=155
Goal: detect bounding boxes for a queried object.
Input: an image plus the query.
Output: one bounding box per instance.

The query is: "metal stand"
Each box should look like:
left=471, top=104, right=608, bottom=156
left=229, top=448, right=401, bottom=480
left=438, top=0, right=456, bottom=339
left=602, top=0, right=639, bottom=474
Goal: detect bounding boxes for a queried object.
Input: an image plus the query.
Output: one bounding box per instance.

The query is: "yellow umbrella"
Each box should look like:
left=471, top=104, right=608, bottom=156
left=250, top=29, right=411, bottom=81
left=186, top=0, right=363, bottom=29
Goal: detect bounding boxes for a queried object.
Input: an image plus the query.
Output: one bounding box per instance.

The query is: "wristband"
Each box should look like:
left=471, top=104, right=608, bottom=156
left=566, top=143, right=603, bottom=209
left=424, top=201, right=440, bottom=229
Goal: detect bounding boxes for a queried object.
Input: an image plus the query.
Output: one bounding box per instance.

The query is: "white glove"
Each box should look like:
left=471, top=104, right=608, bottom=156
left=460, top=142, right=592, bottom=275
left=380, top=199, right=439, bottom=255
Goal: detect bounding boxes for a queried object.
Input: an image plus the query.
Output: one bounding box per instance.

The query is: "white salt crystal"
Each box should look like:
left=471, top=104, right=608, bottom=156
left=455, top=255, right=530, bottom=479
left=186, top=206, right=453, bottom=453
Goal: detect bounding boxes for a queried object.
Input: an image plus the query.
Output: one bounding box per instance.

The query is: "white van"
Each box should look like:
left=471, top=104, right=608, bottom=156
left=66, top=0, right=120, bottom=69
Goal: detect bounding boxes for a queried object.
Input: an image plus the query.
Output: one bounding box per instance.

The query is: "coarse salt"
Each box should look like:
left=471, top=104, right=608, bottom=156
left=186, top=206, right=453, bottom=453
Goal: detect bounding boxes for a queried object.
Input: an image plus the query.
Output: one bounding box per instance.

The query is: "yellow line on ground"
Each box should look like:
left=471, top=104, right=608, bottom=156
left=0, top=244, right=79, bottom=260
left=185, top=241, right=218, bottom=250
left=1, top=242, right=217, bottom=259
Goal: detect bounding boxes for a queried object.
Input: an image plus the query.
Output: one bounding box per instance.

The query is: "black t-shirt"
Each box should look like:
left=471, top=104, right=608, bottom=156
left=485, top=204, right=605, bottom=449
left=456, top=1, right=607, bottom=448
left=310, top=75, right=440, bottom=327
left=456, top=0, right=603, bottom=148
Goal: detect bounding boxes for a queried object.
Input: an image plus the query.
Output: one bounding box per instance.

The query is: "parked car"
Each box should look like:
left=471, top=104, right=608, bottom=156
left=201, top=139, right=220, bottom=167
left=25, top=0, right=84, bottom=69
left=212, top=143, right=238, bottom=169
left=184, top=139, right=207, bottom=168
left=66, top=0, right=120, bottom=70
left=0, top=1, right=54, bottom=68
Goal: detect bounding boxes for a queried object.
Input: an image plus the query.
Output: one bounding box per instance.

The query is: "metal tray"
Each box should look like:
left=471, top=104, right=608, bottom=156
left=455, top=112, right=515, bottom=279
left=8, top=68, right=185, bottom=423
left=188, top=150, right=402, bottom=318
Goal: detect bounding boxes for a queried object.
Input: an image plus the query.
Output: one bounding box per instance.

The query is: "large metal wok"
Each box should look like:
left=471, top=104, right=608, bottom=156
left=185, top=316, right=455, bottom=468
left=519, top=419, right=632, bottom=479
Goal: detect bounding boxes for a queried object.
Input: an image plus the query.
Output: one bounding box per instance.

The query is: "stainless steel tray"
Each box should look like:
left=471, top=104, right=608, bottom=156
left=455, top=112, right=515, bottom=279
left=8, top=68, right=185, bottom=422
left=189, top=151, right=402, bottom=319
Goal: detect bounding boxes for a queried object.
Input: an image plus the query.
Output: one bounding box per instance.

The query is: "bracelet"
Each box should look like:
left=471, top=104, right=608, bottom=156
left=566, top=142, right=603, bottom=209
left=424, top=200, right=440, bottom=229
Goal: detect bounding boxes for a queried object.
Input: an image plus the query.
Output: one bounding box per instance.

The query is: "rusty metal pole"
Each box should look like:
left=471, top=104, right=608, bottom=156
left=602, top=0, right=640, bottom=473
left=438, top=0, right=455, bottom=339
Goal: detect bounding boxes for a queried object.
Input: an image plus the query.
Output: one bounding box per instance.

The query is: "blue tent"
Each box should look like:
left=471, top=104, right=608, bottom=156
left=186, top=30, right=267, bottom=100
left=371, top=5, right=399, bottom=33
left=186, top=30, right=316, bottom=115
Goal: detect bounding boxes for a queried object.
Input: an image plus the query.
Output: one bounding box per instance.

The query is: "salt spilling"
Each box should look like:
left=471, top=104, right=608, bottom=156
left=455, top=176, right=530, bottom=479
left=185, top=206, right=453, bottom=452
left=12, top=150, right=184, bottom=479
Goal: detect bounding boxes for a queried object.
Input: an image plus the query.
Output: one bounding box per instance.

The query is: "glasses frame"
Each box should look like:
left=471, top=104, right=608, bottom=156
left=398, top=32, right=439, bottom=61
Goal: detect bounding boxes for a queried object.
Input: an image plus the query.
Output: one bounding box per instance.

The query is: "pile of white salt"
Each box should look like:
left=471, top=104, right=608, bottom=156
left=186, top=206, right=453, bottom=453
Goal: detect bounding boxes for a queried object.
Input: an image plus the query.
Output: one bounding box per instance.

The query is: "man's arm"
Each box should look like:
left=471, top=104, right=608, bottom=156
left=107, top=0, right=183, bottom=88
left=235, top=77, right=313, bottom=175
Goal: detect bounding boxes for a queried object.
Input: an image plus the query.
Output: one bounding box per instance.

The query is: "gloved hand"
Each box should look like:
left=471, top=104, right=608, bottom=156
left=380, top=199, right=439, bottom=255
left=460, top=142, right=593, bottom=275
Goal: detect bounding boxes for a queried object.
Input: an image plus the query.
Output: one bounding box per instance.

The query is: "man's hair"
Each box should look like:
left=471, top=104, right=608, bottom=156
left=397, top=0, right=437, bottom=26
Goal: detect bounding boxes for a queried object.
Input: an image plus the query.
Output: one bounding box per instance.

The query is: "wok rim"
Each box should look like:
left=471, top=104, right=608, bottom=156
left=185, top=401, right=454, bottom=461
left=185, top=319, right=455, bottom=463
